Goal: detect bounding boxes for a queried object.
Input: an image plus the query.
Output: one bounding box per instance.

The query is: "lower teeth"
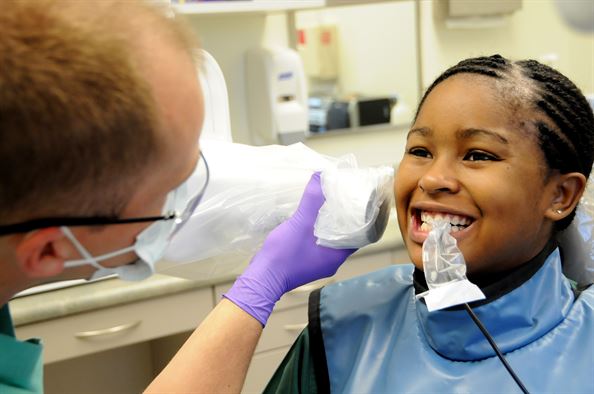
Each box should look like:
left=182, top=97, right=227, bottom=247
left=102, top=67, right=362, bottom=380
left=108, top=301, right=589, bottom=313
left=421, top=223, right=465, bottom=232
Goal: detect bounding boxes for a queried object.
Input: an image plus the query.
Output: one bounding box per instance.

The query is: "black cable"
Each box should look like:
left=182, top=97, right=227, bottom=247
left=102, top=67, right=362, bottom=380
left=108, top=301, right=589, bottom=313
left=463, top=303, right=530, bottom=394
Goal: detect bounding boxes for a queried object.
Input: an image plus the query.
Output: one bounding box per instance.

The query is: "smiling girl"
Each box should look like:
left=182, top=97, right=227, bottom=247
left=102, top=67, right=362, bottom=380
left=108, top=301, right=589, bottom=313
left=264, top=55, right=594, bottom=394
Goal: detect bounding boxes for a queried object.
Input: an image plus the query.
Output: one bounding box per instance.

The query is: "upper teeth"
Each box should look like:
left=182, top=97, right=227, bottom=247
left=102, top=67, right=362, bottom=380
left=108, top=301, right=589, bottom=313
left=421, top=211, right=471, bottom=226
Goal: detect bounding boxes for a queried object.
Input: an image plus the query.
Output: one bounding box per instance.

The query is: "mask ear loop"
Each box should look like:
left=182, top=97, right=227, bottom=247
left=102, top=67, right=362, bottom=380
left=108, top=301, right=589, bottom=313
left=61, top=226, right=103, bottom=269
left=61, top=226, right=135, bottom=268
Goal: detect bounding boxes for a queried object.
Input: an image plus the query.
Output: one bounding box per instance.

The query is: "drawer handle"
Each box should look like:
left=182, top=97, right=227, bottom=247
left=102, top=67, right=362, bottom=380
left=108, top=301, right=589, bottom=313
left=289, top=278, right=334, bottom=294
left=284, top=323, right=307, bottom=332
left=75, top=321, right=141, bottom=339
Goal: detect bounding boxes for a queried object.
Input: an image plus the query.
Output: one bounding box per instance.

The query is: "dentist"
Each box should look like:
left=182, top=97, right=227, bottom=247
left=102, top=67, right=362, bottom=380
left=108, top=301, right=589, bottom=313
left=0, top=1, right=354, bottom=393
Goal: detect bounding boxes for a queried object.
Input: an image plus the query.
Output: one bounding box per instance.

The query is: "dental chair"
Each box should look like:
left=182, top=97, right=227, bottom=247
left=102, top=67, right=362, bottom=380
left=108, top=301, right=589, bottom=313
left=197, top=49, right=232, bottom=143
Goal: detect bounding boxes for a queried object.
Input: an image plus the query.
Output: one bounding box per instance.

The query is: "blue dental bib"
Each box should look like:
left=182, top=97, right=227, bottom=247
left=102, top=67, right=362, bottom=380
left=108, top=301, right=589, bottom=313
left=315, top=248, right=594, bottom=393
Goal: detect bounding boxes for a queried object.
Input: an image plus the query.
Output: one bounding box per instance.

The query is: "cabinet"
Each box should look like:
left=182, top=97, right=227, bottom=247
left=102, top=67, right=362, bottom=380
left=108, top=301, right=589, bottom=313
left=174, top=1, right=323, bottom=15
left=15, top=287, right=212, bottom=364
left=172, top=1, right=398, bottom=15
left=14, top=286, right=213, bottom=394
left=13, top=245, right=407, bottom=393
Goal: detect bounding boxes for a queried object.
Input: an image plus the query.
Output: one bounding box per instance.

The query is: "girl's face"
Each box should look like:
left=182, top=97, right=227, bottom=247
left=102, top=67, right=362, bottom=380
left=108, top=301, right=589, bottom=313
left=396, top=74, right=559, bottom=275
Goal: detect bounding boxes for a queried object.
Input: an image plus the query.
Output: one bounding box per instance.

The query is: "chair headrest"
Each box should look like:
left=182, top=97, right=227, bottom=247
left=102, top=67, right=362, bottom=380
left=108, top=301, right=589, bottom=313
left=197, top=49, right=232, bottom=143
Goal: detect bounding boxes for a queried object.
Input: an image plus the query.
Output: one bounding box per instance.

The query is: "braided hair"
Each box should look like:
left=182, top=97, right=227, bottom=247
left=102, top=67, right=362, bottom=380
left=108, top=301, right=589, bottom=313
left=415, top=55, right=594, bottom=230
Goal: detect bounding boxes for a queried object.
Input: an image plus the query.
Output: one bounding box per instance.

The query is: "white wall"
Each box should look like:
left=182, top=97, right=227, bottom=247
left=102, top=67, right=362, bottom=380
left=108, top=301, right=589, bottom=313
left=296, top=2, right=419, bottom=112
left=180, top=13, right=285, bottom=144
left=420, top=0, right=594, bottom=93
left=180, top=1, right=419, bottom=150
left=180, top=0, right=593, bottom=166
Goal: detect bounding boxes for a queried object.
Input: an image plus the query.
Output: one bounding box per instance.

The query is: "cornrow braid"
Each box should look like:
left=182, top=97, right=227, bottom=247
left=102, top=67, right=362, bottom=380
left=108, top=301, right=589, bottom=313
left=517, top=59, right=594, bottom=176
left=415, top=54, right=594, bottom=230
left=415, top=55, right=511, bottom=120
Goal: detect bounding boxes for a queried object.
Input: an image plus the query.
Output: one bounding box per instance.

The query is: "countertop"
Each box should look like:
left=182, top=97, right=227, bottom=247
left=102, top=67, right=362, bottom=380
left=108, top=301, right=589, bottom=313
left=9, top=213, right=404, bottom=327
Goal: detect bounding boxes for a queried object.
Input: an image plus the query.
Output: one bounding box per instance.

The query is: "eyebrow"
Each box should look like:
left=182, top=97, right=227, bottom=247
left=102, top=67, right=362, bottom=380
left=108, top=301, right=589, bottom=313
left=407, top=127, right=509, bottom=145
left=407, top=127, right=431, bottom=139
left=456, top=128, right=509, bottom=145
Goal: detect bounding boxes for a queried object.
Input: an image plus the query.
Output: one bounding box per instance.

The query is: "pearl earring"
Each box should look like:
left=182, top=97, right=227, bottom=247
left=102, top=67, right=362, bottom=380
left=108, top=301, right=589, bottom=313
left=555, top=209, right=563, bottom=214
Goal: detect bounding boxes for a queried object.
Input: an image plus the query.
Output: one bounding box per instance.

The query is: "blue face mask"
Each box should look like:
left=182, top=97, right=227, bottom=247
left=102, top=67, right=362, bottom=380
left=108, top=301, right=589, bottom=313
left=62, top=154, right=209, bottom=281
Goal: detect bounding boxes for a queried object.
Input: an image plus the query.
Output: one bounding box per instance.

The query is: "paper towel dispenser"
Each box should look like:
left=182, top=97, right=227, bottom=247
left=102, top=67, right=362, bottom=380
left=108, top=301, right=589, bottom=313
left=245, top=46, right=309, bottom=145
left=448, top=0, right=522, bottom=17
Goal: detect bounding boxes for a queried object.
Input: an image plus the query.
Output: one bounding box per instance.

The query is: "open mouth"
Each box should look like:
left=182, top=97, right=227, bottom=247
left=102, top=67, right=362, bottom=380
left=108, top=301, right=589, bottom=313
left=415, top=209, right=474, bottom=233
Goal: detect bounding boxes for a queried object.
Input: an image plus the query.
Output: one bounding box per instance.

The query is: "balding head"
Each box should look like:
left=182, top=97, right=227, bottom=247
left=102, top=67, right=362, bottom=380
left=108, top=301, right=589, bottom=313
left=0, top=0, right=199, bottom=224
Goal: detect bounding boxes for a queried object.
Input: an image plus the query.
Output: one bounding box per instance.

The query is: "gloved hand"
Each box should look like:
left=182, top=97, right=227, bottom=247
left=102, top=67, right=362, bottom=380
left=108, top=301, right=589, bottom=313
left=224, top=172, right=357, bottom=325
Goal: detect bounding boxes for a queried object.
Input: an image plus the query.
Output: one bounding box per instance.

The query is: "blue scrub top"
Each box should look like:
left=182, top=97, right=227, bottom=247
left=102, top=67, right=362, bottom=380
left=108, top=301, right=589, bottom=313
left=0, top=304, right=43, bottom=394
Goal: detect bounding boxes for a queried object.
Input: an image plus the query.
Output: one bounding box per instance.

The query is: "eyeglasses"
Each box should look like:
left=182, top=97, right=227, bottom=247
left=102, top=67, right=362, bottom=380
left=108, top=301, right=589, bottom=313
left=0, top=152, right=210, bottom=237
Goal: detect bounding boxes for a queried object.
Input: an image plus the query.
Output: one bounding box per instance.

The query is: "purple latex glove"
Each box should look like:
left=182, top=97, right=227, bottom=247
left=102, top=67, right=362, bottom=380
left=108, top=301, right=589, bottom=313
left=224, top=172, right=357, bottom=325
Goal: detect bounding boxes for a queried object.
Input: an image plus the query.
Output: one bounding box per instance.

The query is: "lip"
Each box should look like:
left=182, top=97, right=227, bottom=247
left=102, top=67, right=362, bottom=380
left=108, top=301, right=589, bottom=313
left=408, top=202, right=477, bottom=244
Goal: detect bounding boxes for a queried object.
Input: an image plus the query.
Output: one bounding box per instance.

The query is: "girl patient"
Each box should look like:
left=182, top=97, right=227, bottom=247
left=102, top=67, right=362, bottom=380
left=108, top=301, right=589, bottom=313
left=264, top=55, right=594, bottom=393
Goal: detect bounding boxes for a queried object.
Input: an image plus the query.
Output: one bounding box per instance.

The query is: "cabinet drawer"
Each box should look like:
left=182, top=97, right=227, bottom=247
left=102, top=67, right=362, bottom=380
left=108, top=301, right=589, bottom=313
left=256, top=305, right=308, bottom=353
left=15, top=287, right=212, bottom=363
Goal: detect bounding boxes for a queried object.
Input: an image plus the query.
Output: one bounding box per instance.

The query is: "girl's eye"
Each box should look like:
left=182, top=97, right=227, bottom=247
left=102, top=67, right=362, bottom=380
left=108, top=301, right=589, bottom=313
left=464, top=150, right=500, bottom=161
left=408, top=147, right=432, bottom=158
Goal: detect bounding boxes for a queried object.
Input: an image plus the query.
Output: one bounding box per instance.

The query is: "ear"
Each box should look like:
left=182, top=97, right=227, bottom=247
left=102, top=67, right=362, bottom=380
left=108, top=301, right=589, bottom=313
left=14, top=227, right=71, bottom=278
left=544, top=172, right=587, bottom=221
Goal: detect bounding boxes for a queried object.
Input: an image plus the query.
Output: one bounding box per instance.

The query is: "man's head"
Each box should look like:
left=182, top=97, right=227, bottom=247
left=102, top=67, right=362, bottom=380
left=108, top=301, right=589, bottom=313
left=0, top=0, right=204, bottom=296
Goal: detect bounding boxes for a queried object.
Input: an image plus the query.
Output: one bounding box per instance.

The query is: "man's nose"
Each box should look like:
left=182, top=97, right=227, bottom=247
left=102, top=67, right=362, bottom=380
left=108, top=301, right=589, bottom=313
left=418, top=158, right=460, bottom=194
